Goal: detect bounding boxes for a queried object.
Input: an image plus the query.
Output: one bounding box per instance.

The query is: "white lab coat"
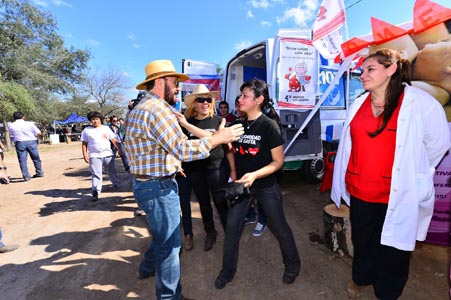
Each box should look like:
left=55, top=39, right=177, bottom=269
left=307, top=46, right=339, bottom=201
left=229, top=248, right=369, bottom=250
left=331, top=84, right=450, bottom=251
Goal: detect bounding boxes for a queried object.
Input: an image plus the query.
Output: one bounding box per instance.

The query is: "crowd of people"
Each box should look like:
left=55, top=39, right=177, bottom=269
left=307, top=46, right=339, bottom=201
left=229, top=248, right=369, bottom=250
left=1, top=48, right=450, bottom=300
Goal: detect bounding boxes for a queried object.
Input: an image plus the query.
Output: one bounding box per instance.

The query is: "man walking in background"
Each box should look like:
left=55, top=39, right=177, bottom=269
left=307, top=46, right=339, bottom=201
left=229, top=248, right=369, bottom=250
left=7, top=112, right=44, bottom=181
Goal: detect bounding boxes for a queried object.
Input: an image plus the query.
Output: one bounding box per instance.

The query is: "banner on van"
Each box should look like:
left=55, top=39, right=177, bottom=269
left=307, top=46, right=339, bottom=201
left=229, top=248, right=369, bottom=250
left=181, top=59, right=221, bottom=102
left=278, top=38, right=318, bottom=109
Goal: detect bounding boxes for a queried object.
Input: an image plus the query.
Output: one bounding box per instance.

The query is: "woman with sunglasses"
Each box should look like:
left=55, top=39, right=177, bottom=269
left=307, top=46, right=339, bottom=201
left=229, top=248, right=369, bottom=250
left=214, top=78, right=300, bottom=289
left=176, top=84, right=235, bottom=252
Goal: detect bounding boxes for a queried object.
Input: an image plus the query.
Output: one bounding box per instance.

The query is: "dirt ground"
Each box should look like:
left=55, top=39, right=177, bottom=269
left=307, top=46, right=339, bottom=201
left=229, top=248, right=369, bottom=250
left=0, top=141, right=449, bottom=300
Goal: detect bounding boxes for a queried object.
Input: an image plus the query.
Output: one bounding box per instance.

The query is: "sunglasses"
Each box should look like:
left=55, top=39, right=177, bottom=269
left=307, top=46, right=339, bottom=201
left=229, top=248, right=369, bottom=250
left=195, top=97, right=213, bottom=103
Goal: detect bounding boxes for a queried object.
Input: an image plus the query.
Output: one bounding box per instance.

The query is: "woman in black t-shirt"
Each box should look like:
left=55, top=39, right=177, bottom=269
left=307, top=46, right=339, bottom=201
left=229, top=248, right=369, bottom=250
left=176, top=85, right=235, bottom=252
left=214, top=78, right=301, bottom=289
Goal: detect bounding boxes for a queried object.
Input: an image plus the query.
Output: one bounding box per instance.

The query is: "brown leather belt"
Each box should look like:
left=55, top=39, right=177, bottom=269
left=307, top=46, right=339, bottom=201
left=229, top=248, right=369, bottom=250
left=134, top=173, right=176, bottom=181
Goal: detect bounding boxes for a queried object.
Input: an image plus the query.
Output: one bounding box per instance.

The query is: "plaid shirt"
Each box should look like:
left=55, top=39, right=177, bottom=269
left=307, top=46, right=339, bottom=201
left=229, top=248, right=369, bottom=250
left=124, top=93, right=212, bottom=177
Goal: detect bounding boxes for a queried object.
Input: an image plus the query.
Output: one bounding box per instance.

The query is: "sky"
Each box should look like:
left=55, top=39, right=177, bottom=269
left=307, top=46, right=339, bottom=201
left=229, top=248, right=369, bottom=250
left=32, top=0, right=450, bottom=100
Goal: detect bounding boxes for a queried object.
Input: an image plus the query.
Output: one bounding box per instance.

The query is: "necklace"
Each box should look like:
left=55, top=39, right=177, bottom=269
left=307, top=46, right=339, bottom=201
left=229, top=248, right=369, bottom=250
left=371, top=95, right=385, bottom=117
left=245, top=114, right=262, bottom=129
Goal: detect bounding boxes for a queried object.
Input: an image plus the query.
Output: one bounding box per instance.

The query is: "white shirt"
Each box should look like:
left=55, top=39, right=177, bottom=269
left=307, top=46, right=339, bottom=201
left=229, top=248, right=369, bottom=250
left=81, top=125, right=116, bottom=158
left=8, top=119, right=41, bottom=142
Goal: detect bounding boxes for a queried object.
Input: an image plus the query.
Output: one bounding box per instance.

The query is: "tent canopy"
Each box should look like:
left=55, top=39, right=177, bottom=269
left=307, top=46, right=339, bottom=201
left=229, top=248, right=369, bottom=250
left=54, top=113, right=88, bottom=125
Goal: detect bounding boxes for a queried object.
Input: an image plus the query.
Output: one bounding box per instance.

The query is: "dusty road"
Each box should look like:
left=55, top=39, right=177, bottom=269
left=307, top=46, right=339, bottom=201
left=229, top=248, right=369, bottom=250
left=0, top=141, right=449, bottom=300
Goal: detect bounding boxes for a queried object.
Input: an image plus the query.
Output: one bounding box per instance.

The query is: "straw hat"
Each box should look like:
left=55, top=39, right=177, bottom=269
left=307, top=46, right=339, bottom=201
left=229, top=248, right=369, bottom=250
left=184, top=84, right=219, bottom=108
left=136, top=60, right=189, bottom=90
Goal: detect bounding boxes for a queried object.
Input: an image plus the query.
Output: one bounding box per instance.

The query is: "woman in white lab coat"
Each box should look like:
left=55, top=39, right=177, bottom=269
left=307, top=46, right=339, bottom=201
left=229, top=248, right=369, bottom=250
left=331, top=48, right=450, bottom=300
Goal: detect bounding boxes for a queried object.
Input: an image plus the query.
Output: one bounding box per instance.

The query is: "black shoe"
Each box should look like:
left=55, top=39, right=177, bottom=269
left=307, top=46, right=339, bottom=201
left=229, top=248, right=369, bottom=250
left=92, top=191, right=98, bottom=202
left=32, top=174, right=44, bottom=178
left=282, top=270, right=300, bottom=284
left=23, top=177, right=30, bottom=182
left=136, top=270, right=155, bottom=280
left=214, top=275, right=231, bottom=289
left=204, top=230, right=217, bottom=252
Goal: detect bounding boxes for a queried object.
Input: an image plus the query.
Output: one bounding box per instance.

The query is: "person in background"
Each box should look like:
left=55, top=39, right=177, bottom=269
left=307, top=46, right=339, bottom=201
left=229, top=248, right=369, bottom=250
left=176, top=84, right=235, bottom=252
left=0, top=157, right=17, bottom=253
left=331, top=48, right=450, bottom=300
left=109, top=115, right=130, bottom=172
left=215, top=78, right=300, bottom=289
left=0, top=139, right=6, bottom=161
left=124, top=59, right=244, bottom=300
left=218, top=100, right=237, bottom=126
left=7, top=112, right=44, bottom=181
left=81, top=111, right=122, bottom=202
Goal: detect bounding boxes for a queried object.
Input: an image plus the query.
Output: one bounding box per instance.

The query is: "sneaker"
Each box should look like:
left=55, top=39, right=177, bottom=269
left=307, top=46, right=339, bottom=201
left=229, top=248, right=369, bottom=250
left=252, top=222, right=267, bottom=237
left=0, top=244, right=19, bottom=253
left=92, top=190, right=99, bottom=202
left=134, top=208, right=145, bottom=216
left=244, top=217, right=256, bottom=225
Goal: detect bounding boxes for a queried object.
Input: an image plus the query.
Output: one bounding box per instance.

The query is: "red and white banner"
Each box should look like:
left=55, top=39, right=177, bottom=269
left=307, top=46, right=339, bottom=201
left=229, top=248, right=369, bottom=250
left=312, top=0, right=346, bottom=59
left=278, top=38, right=318, bottom=109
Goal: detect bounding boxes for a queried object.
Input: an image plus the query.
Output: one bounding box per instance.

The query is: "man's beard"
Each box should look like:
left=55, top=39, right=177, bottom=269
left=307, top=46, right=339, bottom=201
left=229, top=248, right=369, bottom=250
left=164, top=84, right=176, bottom=106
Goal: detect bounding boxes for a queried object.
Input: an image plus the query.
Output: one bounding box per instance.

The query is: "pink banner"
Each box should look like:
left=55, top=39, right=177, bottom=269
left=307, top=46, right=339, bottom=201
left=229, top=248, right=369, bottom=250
left=425, top=123, right=451, bottom=246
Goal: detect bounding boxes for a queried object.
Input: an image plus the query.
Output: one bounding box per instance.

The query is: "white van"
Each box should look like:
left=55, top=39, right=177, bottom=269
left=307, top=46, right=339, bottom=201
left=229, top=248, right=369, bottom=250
left=222, top=28, right=363, bottom=183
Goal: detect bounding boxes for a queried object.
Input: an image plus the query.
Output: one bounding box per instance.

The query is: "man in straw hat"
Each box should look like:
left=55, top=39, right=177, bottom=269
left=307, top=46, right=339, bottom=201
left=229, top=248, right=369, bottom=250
left=124, top=60, right=244, bottom=300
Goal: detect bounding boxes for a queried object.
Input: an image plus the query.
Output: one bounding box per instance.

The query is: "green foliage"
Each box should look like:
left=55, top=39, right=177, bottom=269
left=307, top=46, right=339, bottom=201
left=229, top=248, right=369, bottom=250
left=0, top=78, right=35, bottom=121
left=0, top=0, right=90, bottom=124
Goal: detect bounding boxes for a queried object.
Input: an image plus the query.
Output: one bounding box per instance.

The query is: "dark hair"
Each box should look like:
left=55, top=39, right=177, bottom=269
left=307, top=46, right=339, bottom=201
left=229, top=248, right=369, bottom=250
left=219, top=101, right=229, bottom=109
left=364, top=48, right=411, bottom=137
left=240, top=78, right=281, bottom=128
left=87, top=111, right=104, bottom=122
left=13, top=112, right=24, bottom=120
left=128, top=91, right=148, bottom=110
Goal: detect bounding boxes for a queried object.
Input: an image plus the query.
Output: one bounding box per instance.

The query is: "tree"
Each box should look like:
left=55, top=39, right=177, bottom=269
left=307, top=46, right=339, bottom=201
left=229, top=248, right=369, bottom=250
left=0, top=0, right=90, bottom=124
left=0, top=78, right=35, bottom=150
left=82, top=66, right=131, bottom=117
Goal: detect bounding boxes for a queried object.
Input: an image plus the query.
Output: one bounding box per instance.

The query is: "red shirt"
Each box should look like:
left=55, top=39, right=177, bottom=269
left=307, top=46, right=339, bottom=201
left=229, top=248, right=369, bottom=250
left=345, top=92, right=404, bottom=203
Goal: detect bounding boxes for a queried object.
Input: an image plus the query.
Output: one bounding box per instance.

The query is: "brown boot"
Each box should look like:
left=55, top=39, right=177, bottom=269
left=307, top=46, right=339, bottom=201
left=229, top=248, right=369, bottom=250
left=347, top=280, right=363, bottom=299
left=184, top=234, right=193, bottom=251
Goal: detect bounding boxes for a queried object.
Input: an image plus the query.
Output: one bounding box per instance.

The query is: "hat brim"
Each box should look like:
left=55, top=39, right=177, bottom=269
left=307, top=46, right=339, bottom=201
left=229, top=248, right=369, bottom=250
left=136, top=72, right=190, bottom=90
left=184, top=91, right=219, bottom=108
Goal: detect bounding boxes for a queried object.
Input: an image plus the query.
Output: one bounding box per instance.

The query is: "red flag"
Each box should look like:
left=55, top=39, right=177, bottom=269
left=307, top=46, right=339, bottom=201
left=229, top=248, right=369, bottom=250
left=371, top=17, right=410, bottom=44
left=341, top=37, right=372, bottom=58
left=413, top=0, right=451, bottom=33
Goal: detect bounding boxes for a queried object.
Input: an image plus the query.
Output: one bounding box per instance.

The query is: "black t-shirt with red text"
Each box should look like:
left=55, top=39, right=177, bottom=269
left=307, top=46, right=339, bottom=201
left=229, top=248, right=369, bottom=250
left=232, top=114, right=283, bottom=188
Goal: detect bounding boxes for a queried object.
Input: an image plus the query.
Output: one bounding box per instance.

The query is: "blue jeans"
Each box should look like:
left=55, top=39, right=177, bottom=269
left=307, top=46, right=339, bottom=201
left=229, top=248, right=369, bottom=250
left=218, top=183, right=300, bottom=281
left=0, top=228, right=4, bottom=248
left=176, top=174, right=193, bottom=236
left=133, top=177, right=182, bottom=300
left=15, top=140, right=43, bottom=179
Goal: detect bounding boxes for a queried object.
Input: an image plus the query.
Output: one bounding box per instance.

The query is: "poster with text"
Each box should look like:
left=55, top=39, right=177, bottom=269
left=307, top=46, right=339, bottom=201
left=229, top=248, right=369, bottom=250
left=278, top=38, right=318, bottom=109
left=426, top=122, right=451, bottom=246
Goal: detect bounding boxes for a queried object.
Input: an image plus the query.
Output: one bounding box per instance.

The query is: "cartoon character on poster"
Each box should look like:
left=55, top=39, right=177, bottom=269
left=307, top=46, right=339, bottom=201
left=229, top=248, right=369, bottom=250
left=284, top=62, right=312, bottom=92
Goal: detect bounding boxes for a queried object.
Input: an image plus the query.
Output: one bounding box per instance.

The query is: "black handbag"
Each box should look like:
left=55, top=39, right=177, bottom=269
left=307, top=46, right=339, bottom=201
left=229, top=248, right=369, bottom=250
left=213, top=182, right=251, bottom=208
